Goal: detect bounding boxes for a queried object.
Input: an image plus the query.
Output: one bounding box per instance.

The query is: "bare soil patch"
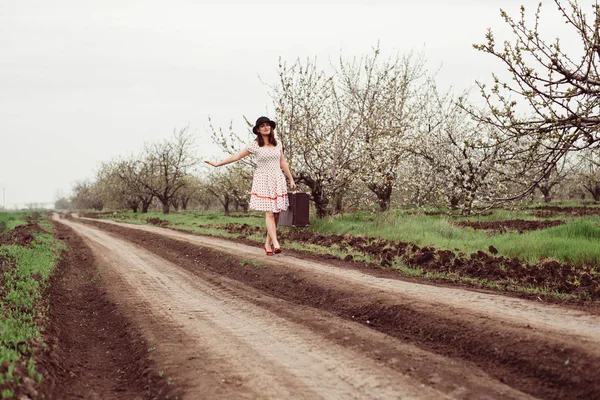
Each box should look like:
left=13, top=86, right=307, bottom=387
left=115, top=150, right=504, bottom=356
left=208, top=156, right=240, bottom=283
left=146, top=217, right=170, bottom=227
left=0, top=222, right=44, bottom=246
left=532, top=205, right=600, bottom=218
left=35, top=221, right=176, bottom=399
left=453, top=219, right=565, bottom=234
left=60, top=219, right=466, bottom=399
left=195, top=222, right=600, bottom=299
left=77, top=217, right=600, bottom=400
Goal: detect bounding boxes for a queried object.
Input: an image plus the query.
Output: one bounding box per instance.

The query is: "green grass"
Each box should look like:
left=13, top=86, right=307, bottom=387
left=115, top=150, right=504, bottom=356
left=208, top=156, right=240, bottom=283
left=0, top=212, right=29, bottom=235
left=83, top=206, right=600, bottom=299
left=0, top=212, right=65, bottom=393
left=498, top=220, right=600, bottom=265
left=108, top=210, right=263, bottom=228
left=95, top=205, right=600, bottom=267
left=310, top=209, right=600, bottom=266
left=240, top=259, right=265, bottom=269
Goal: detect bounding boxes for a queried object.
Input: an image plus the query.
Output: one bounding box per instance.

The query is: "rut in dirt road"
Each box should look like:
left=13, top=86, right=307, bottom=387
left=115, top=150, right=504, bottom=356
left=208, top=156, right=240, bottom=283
left=39, top=220, right=176, bottom=400
left=70, top=215, right=600, bottom=399
left=54, top=215, right=537, bottom=400
left=80, top=217, right=600, bottom=347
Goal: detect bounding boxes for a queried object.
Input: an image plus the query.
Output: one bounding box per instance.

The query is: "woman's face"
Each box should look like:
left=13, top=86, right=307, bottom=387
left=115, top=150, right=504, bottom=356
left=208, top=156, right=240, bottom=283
left=258, top=122, right=271, bottom=136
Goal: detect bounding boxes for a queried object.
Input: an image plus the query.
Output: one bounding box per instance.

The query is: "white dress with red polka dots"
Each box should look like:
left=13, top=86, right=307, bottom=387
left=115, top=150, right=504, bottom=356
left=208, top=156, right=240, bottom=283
left=247, top=140, right=289, bottom=213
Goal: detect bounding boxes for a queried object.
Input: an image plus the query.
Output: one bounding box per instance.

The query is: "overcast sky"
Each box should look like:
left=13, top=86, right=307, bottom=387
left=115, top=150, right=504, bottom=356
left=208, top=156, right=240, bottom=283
left=0, top=0, right=569, bottom=207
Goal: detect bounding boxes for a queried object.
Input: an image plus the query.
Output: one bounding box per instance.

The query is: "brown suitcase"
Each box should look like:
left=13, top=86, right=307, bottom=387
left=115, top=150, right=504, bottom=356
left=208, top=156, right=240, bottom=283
left=278, top=193, right=310, bottom=227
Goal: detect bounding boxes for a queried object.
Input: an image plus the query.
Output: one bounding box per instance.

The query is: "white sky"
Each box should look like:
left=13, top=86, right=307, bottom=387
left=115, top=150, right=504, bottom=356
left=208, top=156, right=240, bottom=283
left=0, top=0, right=572, bottom=207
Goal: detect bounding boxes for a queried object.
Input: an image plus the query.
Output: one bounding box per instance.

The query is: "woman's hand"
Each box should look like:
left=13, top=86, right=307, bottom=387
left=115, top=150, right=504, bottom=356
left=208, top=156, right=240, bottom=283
left=289, top=180, right=296, bottom=190
left=204, top=160, right=219, bottom=167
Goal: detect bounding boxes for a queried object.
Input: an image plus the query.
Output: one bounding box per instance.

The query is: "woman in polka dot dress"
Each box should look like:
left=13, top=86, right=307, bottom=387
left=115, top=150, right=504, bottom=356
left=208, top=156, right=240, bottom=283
left=204, top=116, right=296, bottom=255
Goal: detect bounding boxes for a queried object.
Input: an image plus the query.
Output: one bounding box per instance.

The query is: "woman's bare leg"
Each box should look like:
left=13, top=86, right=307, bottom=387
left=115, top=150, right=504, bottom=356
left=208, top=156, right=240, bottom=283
left=265, top=212, right=280, bottom=250
left=266, top=213, right=279, bottom=248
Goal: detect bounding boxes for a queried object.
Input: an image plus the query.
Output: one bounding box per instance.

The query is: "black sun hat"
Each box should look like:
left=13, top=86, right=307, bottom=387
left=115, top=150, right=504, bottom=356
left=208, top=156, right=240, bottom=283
left=252, top=116, right=276, bottom=134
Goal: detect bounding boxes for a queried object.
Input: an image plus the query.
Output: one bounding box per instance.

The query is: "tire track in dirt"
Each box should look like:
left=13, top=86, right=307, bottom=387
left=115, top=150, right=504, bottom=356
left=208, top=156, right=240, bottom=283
left=56, top=216, right=471, bottom=399
left=71, top=215, right=600, bottom=399
left=82, top=217, right=600, bottom=350
left=39, top=222, right=176, bottom=400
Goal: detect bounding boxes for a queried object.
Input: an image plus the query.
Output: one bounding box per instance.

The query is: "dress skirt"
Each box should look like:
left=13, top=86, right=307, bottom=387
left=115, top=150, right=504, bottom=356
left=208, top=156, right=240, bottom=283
left=249, top=171, right=289, bottom=213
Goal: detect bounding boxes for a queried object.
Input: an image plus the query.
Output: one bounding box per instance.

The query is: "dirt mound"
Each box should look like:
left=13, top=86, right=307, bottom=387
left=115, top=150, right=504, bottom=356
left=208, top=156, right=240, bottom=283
left=454, top=219, right=565, bottom=234
left=146, top=217, right=169, bottom=227
left=406, top=210, right=495, bottom=217
left=582, top=200, right=600, bottom=205
left=80, top=212, right=99, bottom=218
left=0, top=223, right=44, bottom=247
left=36, top=222, right=177, bottom=399
left=211, top=222, right=260, bottom=236
left=213, top=223, right=600, bottom=299
left=532, top=206, right=600, bottom=217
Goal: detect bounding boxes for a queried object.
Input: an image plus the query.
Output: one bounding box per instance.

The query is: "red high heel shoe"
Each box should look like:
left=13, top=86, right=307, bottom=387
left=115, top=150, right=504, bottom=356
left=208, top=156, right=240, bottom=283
left=273, top=247, right=282, bottom=254
left=264, top=244, right=274, bottom=256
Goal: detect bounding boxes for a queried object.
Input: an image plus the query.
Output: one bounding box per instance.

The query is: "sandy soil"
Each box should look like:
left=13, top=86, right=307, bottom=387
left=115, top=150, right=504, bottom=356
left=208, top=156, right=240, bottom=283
left=46, top=214, right=600, bottom=399
left=80, top=216, right=600, bottom=349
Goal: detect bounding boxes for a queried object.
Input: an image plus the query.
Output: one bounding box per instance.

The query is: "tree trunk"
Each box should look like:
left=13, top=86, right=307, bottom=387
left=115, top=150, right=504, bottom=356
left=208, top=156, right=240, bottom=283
left=367, top=181, right=393, bottom=212
left=586, top=184, right=600, bottom=201
left=332, top=195, right=344, bottom=215
left=378, top=197, right=390, bottom=212
left=169, top=197, right=179, bottom=211
left=313, top=196, right=328, bottom=218
left=160, top=198, right=170, bottom=214
left=126, top=199, right=140, bottom=213
left=539, top=186, right=552, bottom=203
left=298, top=176, right=328, bottom=218
left=308, top=183, right=329, bottom=219
left=449, top=195, right=460, bottom=210
left=181, top=197, right=189, bottom=211
left=223, top=196, right=231, bottom=216
left=461, top=192, right=475, bottom=216
left=139, top=195, right=153, bottom=213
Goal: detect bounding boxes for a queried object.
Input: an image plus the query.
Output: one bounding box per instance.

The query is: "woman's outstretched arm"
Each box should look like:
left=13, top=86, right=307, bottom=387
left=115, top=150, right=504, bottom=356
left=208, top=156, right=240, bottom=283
left=204, top=149, right=250, bottom=167
left=280, top=150, right=296, bottom=190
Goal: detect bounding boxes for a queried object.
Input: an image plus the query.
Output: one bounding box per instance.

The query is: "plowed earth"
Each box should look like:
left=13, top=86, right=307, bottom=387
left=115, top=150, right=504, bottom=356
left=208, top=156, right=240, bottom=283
left=37, top=221, right=177, bottom=399
left=453, top=219, right=565, bottom=234
left=170, top=221, right=599, bottom=299
left=0, top=222, right=43, bottom=246
left=40, top=214, right=600, bottom=399
left=531, top=205, right=600, bottom=218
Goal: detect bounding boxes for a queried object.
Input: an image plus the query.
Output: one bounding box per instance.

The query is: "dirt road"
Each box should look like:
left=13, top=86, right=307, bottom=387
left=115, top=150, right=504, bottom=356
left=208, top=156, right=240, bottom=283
left=52, top=214, right=600, bottom=399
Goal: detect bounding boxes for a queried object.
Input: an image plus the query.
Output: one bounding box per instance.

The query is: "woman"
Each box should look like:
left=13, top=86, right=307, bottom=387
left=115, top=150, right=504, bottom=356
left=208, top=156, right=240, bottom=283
left=204, top=116, right=296, bottom=255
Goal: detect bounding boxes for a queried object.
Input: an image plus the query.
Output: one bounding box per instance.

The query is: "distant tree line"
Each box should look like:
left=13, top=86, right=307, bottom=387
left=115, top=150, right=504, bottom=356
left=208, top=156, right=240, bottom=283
left=62, top=1, right=600, bottom=216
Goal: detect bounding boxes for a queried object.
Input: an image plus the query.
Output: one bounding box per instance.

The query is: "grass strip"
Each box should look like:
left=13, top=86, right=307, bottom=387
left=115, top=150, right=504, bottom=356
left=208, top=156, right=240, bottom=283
left=97, top=208, right=600, bottom=267
left=0, top=213, right=28, bottom=236
left=0, top=213, right=65, bottom=397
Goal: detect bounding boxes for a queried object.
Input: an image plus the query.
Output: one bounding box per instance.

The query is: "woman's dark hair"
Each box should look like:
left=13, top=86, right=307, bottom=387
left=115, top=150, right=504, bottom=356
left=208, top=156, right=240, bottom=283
left=256, top=129, right=277, bottom=147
